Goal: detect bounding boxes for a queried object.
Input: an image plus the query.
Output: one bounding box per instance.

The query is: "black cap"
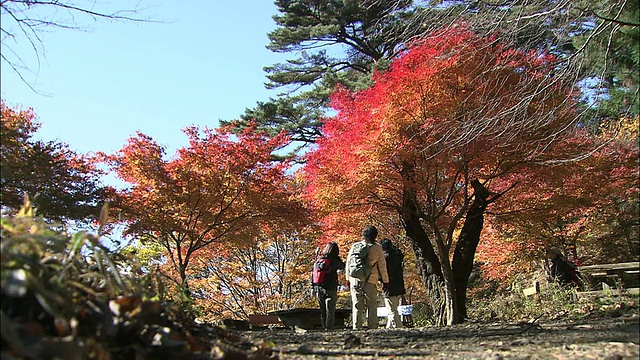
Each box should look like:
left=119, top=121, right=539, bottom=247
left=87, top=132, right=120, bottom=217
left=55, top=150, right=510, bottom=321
left=381, top=238, right=392, bottom=250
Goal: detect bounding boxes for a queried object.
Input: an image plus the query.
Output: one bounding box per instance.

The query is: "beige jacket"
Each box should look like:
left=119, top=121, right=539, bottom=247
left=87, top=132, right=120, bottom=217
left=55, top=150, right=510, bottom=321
left=348, top=241, right=389, bottom=285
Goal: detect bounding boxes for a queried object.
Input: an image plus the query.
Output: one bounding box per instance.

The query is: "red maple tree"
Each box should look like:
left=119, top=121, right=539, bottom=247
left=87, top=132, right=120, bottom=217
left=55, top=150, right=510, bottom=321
left=303, top=24, right=585, bottom=325
left=477, top=115, right=639, bottom=284
left=101, top=125, right=308, bottom=296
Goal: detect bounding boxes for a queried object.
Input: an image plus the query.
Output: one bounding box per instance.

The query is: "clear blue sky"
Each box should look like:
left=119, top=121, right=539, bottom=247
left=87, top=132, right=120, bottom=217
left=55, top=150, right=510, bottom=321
left=1, top=1, right=287, bottom=158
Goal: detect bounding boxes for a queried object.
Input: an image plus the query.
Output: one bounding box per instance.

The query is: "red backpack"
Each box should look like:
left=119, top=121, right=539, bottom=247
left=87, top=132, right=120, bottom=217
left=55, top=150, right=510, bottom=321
left=312, top=257, right=332, bottom=285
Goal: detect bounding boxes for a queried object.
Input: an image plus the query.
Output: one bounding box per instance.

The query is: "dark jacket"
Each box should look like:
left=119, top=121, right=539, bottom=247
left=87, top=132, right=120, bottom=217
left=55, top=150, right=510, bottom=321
left=383, top=246, right=406, bottom=297
left=312, top=254, right=345, bottom=291
left=550, top=257, right=573, bottom=286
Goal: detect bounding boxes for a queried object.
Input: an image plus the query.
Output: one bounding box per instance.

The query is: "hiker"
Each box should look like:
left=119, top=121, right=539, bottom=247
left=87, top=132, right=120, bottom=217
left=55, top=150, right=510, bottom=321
left=546, top=247, right=580, bottom=288
left=311, top=241, right=346, bottom=329
left=346, top=225, right=389, bottom=330
left=380, top=238, right=406, bottom=328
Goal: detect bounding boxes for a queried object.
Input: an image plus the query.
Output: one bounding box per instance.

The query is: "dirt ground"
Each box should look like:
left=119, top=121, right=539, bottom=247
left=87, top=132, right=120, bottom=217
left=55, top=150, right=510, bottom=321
left=239, top=315, right=639, bottom=359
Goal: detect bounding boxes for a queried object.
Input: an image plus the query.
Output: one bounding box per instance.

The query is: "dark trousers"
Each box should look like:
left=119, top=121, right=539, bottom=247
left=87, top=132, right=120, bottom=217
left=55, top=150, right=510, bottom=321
left=315, top=286, right=338, bottom=329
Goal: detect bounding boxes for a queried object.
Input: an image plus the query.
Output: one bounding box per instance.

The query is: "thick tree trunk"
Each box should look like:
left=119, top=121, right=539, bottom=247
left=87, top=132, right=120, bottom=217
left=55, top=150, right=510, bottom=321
left=451, top=179, right=490, bottom=321
left=400, top=187, right=450, bottom=325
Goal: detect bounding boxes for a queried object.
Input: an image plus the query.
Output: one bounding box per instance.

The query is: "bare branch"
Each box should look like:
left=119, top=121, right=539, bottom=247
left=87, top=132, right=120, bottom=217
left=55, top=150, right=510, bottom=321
left=1, top=0, right=158, bottom=91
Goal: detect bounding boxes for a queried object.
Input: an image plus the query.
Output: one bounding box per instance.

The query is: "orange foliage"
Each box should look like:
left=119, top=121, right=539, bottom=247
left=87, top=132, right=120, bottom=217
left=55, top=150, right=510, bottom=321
left=1, top=101, right=106, bottom=222
left=189, top=224, right=318, bottom=321
left=479, top=115, right=639, bottom=283
left=101, top=125, right=312, bottom=296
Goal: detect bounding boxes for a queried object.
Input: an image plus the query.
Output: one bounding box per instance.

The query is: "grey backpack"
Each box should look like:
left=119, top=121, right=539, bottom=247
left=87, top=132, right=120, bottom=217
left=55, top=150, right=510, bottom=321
left=347, top=242, right=372, bottom=280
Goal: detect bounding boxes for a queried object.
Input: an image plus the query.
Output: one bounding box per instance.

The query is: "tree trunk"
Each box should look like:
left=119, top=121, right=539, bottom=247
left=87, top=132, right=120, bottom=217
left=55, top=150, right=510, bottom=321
left=451, top=179, right=490, bottom=321
left=400, top=187, right=450, bottom=325
left=179, top=265, right=191, bottom=299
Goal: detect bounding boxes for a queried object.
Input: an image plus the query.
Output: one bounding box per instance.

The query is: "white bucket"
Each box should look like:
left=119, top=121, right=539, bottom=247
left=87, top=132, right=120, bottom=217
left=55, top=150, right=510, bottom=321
left=398, top=305, right=413, bottom=316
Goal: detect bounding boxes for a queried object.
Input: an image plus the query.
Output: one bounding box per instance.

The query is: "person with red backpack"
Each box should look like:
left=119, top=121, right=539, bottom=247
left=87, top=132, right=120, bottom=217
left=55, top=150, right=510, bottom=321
left=311, top=241, right=345, bottom=329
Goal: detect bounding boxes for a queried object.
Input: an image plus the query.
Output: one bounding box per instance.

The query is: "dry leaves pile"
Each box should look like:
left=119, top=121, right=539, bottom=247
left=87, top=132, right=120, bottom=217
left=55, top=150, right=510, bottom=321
left=0, top=203, right=275, bottom=359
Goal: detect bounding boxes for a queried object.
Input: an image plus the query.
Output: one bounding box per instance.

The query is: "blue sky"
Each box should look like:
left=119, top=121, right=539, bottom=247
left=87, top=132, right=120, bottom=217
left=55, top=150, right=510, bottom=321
left=1, top=1, right=287, bottom=158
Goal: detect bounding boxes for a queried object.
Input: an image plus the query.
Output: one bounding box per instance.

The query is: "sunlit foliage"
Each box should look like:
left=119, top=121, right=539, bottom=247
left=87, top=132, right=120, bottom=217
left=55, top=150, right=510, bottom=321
left=303, top=23, right=583, bottom=325
left=101, top=124, right=311, bottom=298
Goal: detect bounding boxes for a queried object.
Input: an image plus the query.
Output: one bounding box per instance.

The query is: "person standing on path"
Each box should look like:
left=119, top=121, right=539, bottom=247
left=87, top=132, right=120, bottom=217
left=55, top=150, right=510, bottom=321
left=346, top=225, right=389, bottom=330
left=312, top=242, right=346, bottom=329
left=380, top=238, right=406, bottom=328
left=546, top=247, right=580, bottom=288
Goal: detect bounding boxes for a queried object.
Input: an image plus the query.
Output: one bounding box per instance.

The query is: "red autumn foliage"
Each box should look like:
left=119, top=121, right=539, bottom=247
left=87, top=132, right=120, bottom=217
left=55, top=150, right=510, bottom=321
left=303, top=24, right=585, bottom=324
left=101, top=124, right=309, bottom=294
left=478, top=116, right=639, bottom=284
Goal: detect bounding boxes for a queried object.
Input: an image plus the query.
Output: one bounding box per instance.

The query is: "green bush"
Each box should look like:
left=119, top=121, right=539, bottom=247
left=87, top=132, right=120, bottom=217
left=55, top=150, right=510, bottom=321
left=409, top=301, right=435, bottom=327
left=3, top=203, right=129, bottom=317
left=0, top=200, right=277, bottom=359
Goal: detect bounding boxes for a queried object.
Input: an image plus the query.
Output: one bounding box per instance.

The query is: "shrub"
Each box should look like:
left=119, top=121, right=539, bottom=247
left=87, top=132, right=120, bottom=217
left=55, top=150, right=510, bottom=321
left=1, top=199, right=199, bottom=358
left=467, top=269, right=639, bottom=322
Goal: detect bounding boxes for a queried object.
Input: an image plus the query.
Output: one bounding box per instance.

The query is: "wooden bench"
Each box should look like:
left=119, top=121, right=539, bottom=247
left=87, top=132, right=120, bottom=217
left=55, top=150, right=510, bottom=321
left=579, top=262, right=640, bottom=291
left=248, top=314, right=283, bottom=326
left=577, top=287, right=640, bottom=298
left=520, top=262, right=639, bottom=300
left=267, top=308, right=351, bottom=329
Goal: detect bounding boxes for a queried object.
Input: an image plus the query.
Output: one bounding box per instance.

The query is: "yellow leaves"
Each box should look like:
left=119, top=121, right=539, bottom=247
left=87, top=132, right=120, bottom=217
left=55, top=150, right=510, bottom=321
left=598, top=115, right=639, bottom=142
left=186, top=227, right=317, bottom=321
left=17, top=194, right=35, bottom=218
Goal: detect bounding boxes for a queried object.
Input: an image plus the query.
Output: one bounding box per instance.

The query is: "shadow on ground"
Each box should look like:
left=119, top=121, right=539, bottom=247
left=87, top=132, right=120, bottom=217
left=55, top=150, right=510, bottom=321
left=240, top=315, right=639, bottom=359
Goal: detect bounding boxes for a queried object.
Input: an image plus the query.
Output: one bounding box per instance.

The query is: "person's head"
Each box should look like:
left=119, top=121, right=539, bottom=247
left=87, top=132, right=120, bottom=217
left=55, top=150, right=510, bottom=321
left=322, top=241, right=339, bottom=257
left=546, top=247, right=563, bottom=260
left=362, top=225, right=378, bottom=243
left=380, top=238, right=392, bottom=251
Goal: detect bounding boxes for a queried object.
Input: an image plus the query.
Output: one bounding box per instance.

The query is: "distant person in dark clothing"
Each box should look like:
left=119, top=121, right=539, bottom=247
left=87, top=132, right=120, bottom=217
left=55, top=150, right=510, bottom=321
left=312, top=242, right=346, bottom=329
left=381, top=238, right=406, bottom=328
left=546, top=247, right=579, bottom=287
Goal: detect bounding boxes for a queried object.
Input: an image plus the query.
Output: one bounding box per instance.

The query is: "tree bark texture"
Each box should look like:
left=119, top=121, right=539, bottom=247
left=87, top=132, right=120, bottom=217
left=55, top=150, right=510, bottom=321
left=400, top=187, right=450, bottom=325
left=401, top=176, right=491, bottom=325
left=451, top=179, right=490, bottom=321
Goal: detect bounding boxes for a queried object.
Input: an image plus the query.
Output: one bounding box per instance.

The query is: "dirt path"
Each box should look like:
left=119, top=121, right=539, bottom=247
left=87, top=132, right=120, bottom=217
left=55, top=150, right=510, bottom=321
left=239, top=315, right=639, bottom=359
